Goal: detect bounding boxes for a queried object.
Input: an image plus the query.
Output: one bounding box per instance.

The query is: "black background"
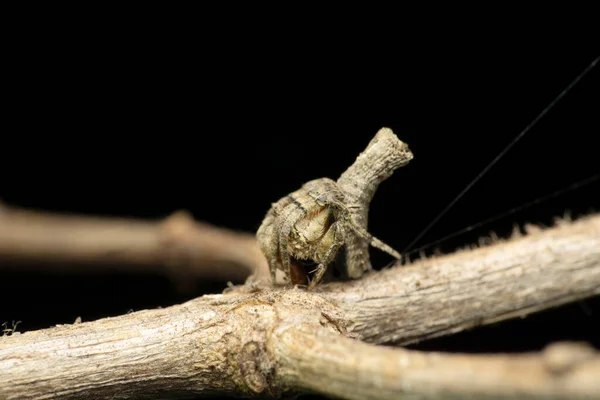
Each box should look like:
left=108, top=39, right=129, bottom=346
left=1, top=18, right=599, bottom=398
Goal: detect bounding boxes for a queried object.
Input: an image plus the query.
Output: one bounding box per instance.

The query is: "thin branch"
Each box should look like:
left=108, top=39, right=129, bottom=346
left=0, top=204, right=267, bottom=283
left=2, top=212, right=599, bottom=399
left=2, top=129, right=599, bottom=399
left=320, top=212, right=600, bottom=345
left=336, top=127, right=413, bottom=277
left=275, top=325, right=600, bottom=400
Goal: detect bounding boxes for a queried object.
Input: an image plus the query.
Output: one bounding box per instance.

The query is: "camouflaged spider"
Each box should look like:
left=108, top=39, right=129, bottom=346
left=256, top=177, right=401, bottom=289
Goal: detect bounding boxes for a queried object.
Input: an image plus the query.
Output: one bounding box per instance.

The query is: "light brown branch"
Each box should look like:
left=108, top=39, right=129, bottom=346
left=276, top=325, right=600, bottom=400
left=2, top=213, right=599, bottom=399
left=0, top=205, right=267, bottom=283
left=336, top=127, right=413, bottom=277
left=320, top=212, right=600, bottom=345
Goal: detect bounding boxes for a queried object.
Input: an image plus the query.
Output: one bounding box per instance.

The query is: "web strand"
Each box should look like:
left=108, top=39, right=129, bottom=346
left=402, top=56, right=599, bottom=253
left=405, top=174, right=599, bottom=257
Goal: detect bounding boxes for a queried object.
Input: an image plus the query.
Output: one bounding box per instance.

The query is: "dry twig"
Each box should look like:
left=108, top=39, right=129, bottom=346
left=1, top=213, right=599, bottom=399
left=0, top=205, right=267, bottom=284
left=1, top=128, right=599, bottom=399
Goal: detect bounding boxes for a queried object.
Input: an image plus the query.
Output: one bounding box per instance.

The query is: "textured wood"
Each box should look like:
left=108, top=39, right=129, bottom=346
left=2, top=213, right=599, bottom=399
left=336, top=127, right=413, bottom=277
left=0, top=206, right=266, bottom=281
left=275, top=325, right=600, bottom=400
left=321, top=213, right=600, bottom=345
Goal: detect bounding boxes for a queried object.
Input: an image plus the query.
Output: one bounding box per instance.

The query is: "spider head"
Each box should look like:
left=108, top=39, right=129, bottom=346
left=314, top=191, right=344, bottom=207
left=302, top=178, right=344, bottom=207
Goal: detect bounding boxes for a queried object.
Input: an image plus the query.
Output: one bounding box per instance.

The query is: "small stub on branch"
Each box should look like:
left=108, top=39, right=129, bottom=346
left=543, top=341, right=598, bottom=375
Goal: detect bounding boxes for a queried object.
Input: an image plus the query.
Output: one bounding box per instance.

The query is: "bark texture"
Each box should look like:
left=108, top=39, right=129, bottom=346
left=2, top=213, right=599, bottom=399
left=336, top=128, right=413, bottom=277
left=321, top=214, right=600, bottom=345
left=0, top=205, right=267, bottom=283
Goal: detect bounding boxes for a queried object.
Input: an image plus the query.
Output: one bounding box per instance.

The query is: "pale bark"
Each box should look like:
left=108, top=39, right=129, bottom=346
left=0, top=204, right=267, bottom=283
left=336, top=127, right=413, bottom=277
left=276, top=325, right=600, bottom=400
left=2, top=213, right=599, bottom=399
left=320, top=214, right=600, bottom=345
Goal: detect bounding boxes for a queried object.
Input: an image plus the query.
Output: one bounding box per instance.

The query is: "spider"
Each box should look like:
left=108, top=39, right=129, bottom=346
left=256, top=177, right=401, bottom=289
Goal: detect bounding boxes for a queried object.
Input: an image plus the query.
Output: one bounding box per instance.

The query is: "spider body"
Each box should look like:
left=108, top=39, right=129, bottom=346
left=257, top=177, right=401, bottom=289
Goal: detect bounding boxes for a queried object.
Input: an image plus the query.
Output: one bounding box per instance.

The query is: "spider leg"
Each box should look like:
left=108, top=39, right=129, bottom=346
left=334, top=203, right=402, bottom=260
left=257, top=194, right=297, bottom=285
left=278, top=206, right=306, bottom=285
left=257, top=212, right=280, bottom=284
left=258, top=206, right=287, bottom=282
left=308, top=221, right=345, bottom=289
left=354, top=222, right=402, bottom=260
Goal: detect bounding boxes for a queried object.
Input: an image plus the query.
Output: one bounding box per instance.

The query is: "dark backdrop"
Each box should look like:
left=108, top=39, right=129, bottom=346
left=1, top=25, right=599, bottom=382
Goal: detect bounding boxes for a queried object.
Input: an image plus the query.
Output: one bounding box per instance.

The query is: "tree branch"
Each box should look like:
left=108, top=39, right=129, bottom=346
left=276, top=325, right=600, bottom=400
left=2, top=212, right=599, bottom=399
left=0, top=205, right=267, bottom=284
left=336, top=127, right=413, bottom=277
left=320, top=213, right=600, bottom=345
